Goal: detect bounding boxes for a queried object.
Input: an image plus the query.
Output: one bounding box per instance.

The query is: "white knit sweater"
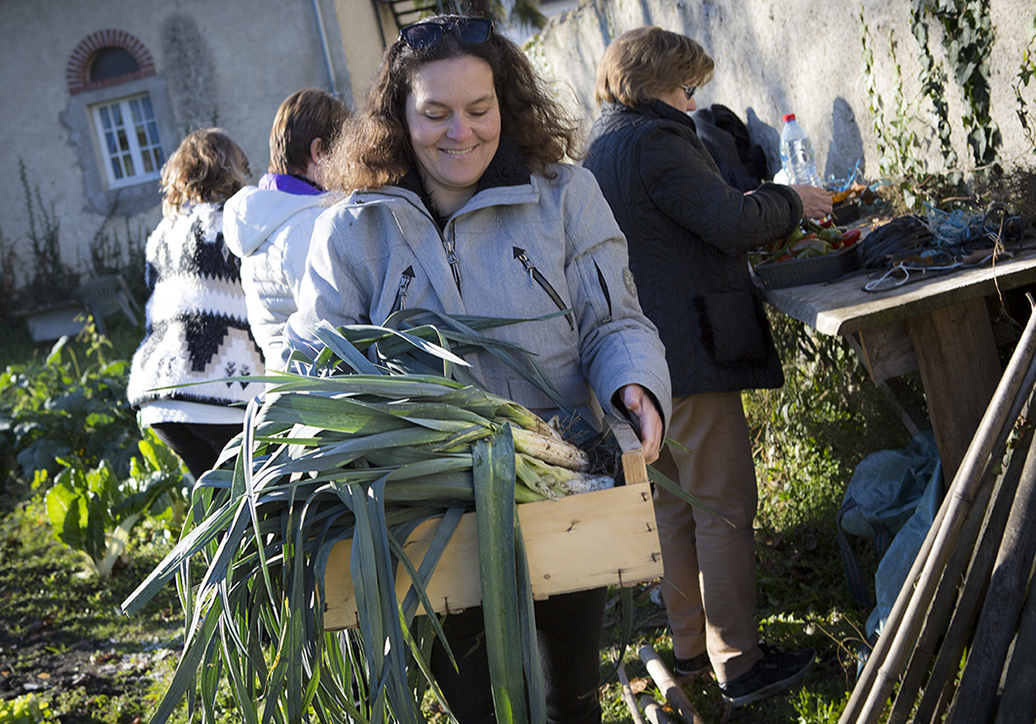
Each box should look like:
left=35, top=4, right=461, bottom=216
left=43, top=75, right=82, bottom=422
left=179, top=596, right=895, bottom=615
left=127, top=202, right=265, bottom=419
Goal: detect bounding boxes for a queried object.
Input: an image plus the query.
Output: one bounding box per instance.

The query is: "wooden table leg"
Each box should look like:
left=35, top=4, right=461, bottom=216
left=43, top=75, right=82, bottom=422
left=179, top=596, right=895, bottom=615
left=906, top=297, right=1002, bottom=484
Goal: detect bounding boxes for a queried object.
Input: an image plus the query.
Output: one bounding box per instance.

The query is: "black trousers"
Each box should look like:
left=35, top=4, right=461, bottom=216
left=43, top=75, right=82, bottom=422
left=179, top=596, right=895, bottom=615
left=430, top=586, right=607, bottom=724
left=150, top=421, right=241, bottom=480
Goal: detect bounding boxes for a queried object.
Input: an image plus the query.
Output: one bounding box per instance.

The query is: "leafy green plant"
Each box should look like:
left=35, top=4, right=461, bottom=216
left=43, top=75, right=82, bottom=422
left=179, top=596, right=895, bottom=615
left=746, top=312, right=914, bottom=533
left=0, top=221, right=18, bottom=325
left=859, top=13, right=926, bottom=208
left=43, top=429, right=186, bottom=579
left=910, top=5, right=959, bottom=175
left=0, top=694, right=53, bottom=723
left=88, top=202, right=149, bottom=308
left=0, top=327, right=140, bottom=492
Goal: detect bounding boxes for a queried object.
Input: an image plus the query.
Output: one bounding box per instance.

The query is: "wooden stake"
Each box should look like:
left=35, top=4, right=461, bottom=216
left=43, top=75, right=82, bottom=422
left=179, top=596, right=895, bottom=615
left=637, top=645, right=706, bottom=724
left=617, top=662, right=646, bottom=724
left=947, top=425, right=1036, bottom=723
left=639, top=694, right=678, bottom=724
left=842, top=297, right=1036, bottom=724
left=909, top=421, right=1032, bottom=723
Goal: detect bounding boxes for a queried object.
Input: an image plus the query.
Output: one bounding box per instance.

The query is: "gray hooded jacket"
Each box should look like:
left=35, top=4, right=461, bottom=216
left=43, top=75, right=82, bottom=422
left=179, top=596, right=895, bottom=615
left=284, top=162, right=672, bottom=427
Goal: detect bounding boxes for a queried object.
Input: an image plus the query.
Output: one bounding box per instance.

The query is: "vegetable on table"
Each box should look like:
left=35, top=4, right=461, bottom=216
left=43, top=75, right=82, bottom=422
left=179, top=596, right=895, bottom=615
left=753, top=218, right=864, bottom=265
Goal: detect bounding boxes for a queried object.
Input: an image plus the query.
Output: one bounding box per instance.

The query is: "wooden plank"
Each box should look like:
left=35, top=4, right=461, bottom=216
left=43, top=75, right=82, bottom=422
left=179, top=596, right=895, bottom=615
left=762, top=247, right=1036, bottom=337
left=906, top=297, right=1002, bottom=482
left=854, top=322, right=918, bottom=382
left=323, top=481, right=662, bottom=631
left=605, top=415, right=649, bottom=484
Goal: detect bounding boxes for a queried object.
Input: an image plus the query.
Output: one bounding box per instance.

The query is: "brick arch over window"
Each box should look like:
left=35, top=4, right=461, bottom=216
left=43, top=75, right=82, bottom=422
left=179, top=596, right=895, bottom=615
left=66, top=30, right=156, bottom=95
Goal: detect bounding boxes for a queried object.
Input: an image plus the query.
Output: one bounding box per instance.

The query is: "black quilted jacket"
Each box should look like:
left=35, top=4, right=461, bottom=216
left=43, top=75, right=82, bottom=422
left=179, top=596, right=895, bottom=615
left=584, top=100, right=802, bottom=396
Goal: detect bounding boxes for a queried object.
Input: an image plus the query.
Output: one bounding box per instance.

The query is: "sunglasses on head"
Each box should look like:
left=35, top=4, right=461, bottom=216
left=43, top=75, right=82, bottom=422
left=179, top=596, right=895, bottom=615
left=398, top=16, right=494, bottom=49
left=681, top=84, right=697, bottom=100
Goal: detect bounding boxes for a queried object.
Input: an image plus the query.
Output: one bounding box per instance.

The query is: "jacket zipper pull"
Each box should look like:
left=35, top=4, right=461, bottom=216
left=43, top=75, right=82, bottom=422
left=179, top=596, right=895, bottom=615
left=513, top=246, right=575, bottom=331
left=513, top=246, right=535, bottom=287
left=441, top=227, right=462, bottom=291
left=395, top=266, right=414, bottom=311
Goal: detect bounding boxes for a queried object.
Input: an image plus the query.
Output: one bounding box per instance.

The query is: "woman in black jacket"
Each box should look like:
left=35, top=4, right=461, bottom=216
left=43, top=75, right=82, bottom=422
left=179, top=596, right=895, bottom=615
left=583, top=26, right=831, bottom=709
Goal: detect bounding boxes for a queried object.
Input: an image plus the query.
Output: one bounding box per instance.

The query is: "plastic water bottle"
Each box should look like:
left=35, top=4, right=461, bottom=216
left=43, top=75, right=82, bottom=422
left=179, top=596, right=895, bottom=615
left=779, top=114, right=823, bottom=187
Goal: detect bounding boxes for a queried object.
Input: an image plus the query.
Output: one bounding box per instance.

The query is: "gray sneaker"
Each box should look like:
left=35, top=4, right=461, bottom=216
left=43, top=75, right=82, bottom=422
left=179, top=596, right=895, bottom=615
left=719, top=644, right=815, bottom=708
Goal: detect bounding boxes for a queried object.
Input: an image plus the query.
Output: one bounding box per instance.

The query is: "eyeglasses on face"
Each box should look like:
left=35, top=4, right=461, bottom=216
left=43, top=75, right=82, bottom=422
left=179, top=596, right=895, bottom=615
left=681, top=84, right=697, bottom=100
left=399, top=16, right=494, bottom=49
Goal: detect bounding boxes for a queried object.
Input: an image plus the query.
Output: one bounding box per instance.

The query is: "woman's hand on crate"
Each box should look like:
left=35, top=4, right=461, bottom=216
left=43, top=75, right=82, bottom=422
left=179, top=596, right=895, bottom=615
left=618, top=383, right=663, bottom=463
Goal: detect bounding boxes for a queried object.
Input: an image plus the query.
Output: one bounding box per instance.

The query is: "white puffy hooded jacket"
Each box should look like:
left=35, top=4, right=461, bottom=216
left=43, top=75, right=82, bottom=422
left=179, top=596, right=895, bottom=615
left=224, top=186, right=331, bottom=368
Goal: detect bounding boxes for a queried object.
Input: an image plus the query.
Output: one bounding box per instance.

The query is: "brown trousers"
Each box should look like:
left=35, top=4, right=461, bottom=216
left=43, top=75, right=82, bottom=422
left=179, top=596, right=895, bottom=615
left=651, top=392, right=762, bottom=683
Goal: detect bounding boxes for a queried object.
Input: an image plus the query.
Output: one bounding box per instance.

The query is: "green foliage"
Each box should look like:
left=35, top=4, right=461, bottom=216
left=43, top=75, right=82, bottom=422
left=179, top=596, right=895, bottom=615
left=0, top=328, right=139, bottom=492
left=17, top=158, right=78, bottom=311
left=88, top=205, right=149, bottom=306
left=859, top=13, right=927, bottom=208
left=927, top=0, right=1001, bottom=167
left=746, top=312, right=913, bottom=534
left=44, top=430, right=185, bottom=579
left=792, top=688, right=850, bottom=724
left=1014, top=12, right=1036, bottom=153
left=861, top=1, right=1013, bottom=204
left=910, top=4, right=959, bottom=174
left=0, top=694, right=53, bottom=724
left=0, top=222, right=17, bottom=324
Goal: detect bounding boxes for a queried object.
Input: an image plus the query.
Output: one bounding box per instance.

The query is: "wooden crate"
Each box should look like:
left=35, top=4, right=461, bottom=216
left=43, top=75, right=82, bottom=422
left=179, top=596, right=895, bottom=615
left=322, top=421, right=661, bottom=631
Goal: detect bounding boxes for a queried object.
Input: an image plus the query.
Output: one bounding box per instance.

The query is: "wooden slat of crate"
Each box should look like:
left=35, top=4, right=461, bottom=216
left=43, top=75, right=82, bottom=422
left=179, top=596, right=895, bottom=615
left=323, top=481, right=661, bottom=631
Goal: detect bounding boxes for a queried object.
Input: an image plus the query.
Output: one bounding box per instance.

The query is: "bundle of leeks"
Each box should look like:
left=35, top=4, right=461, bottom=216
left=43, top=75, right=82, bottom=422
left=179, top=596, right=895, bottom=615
left=121, top=310, right=645, bottom=724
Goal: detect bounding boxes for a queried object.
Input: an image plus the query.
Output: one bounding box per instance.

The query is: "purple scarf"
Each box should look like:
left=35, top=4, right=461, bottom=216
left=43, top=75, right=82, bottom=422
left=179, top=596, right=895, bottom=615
left=258, top=173, right=323, bottom=196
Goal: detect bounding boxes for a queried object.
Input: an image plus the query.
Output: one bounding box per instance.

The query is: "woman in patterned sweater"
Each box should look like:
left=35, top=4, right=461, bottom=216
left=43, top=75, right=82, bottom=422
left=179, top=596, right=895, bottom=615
left=127, top=128, right=265, bottom=480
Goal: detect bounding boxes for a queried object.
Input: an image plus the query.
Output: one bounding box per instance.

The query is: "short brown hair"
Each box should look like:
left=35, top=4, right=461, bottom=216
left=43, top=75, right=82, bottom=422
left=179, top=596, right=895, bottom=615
left=269, top=88, right=350, bottom=175
left=594, top=26, right=715, bottom=107
left=160, top=128, right=250, bottom=218
left=324, top=14, right=581, bottom=193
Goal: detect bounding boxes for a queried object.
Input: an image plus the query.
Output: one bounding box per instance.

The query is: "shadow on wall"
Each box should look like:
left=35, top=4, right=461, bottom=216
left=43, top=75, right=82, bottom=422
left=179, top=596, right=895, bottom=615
left=744, top=99, right=866, bottom=186
left=826, top=97, right=865, bottom=184
left=746, top=108, right=782, bottom=178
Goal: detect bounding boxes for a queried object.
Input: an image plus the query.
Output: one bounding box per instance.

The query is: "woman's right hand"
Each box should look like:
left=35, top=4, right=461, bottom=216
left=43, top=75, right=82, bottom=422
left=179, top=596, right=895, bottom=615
left=791, top=184, right=833, bottom=220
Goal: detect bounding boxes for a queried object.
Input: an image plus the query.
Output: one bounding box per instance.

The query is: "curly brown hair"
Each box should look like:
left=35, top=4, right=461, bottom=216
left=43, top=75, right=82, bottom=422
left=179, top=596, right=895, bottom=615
left=324, top=14, right=581, bottom=193
left=160, top=128, right=251, bottom=218
left=594, top=26, right=715, bottom=108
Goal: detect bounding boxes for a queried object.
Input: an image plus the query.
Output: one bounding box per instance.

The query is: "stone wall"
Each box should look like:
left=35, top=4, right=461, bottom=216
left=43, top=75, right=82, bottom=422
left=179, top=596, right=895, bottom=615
left=526, top=0, right=1036, bottom=182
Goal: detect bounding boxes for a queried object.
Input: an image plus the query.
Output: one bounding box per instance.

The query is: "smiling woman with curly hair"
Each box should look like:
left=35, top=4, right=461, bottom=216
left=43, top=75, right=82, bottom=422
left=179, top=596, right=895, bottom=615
left=284, top=14, right=672, bottom=724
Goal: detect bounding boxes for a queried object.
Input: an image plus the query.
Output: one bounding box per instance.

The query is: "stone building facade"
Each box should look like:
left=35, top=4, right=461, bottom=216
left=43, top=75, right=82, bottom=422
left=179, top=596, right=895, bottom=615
left=0, top=0, right=389, bottom=292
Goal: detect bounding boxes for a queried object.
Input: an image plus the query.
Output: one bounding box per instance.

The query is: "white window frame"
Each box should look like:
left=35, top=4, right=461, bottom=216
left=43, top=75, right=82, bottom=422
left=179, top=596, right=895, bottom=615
left=90, top=93, right=165, bottom=189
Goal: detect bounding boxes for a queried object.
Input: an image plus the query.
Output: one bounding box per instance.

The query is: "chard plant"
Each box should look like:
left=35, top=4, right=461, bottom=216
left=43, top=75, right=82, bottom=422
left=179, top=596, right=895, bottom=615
left=43, top=429, right=186, bottom=579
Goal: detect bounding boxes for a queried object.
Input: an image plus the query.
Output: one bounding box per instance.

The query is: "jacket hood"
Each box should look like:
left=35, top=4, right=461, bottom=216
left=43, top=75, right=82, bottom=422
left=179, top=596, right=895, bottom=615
left=223, top=187, right=331, bottom=257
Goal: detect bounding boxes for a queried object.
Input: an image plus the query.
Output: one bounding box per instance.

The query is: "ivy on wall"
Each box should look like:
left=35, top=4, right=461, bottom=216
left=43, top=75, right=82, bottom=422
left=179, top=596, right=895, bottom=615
left=910, top=2, right=958, bottom=172
left=861, top=0, right=1012, bottom=189
left=929, top=0, right=1001, bottom=166
left=859, top=9, right=926, bottom=186
left=1014, top=12, right=1036, bottom=153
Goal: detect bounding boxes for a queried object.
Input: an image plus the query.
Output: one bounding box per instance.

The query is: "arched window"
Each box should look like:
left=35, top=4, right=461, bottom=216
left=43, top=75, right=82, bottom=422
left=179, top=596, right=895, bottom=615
left=88, top=47, right=140, bottom=83
left=66, top=31, right=166, bottom=192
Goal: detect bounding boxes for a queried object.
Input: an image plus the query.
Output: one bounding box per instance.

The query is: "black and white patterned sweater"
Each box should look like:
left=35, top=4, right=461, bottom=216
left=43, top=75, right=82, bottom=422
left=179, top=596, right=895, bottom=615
left=128, top=202, right=265, bottom=412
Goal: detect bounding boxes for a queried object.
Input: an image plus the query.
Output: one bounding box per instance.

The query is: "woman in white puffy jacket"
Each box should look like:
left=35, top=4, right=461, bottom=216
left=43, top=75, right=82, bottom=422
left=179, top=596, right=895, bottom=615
left=224, top=88, right=350, bottom=368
